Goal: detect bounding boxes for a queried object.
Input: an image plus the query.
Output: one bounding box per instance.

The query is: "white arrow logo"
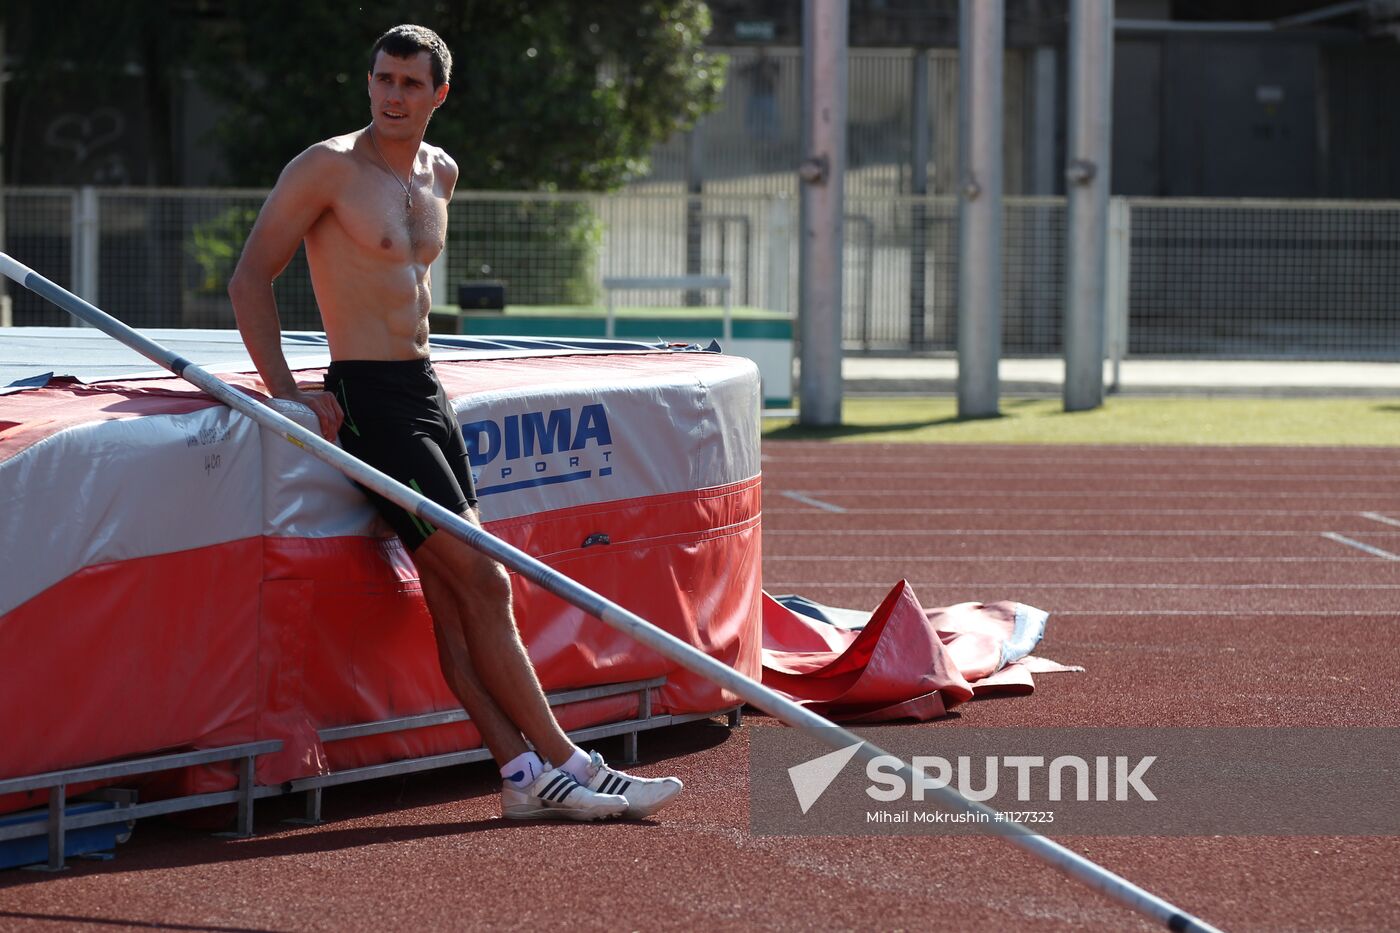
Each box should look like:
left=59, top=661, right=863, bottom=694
left=788, top=741, right=865, bottom=814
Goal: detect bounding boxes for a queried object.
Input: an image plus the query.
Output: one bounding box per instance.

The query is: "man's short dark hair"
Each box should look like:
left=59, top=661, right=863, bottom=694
left=370, top=24, right=452, bottom=88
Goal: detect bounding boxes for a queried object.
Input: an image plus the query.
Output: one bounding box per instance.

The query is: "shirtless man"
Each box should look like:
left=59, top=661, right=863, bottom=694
left=229, top=24, right=681, bottom=821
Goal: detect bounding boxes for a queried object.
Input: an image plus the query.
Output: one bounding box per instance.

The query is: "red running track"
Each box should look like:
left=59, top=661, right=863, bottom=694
left=2, top=442, right=1397, bottom=931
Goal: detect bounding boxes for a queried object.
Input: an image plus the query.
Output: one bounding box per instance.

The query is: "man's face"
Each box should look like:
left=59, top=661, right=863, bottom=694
left=367, top=50, right=449, bottom=138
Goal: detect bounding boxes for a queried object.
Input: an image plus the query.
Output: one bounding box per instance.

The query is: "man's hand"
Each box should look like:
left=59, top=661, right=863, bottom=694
left=278, top=386, right=344, bottom=441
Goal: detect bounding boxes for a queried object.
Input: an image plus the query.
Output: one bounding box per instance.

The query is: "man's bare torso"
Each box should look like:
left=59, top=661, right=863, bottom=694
left=305, top=132, right=453, bottom=361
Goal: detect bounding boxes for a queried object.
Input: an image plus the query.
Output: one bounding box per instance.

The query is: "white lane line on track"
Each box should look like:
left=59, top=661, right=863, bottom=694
left=1362, top=511, right=1400, bottom=528
left=780, top=491, right=847, bottom=513
left=1321, top=532, right=1400, bottom=561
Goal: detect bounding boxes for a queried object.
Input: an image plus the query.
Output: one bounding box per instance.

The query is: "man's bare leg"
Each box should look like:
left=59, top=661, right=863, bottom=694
left=412, top=523, right=576, bottom=768
left=413, top=511, right=684, bottom=821
left=417, top=571, right=532, bottom=766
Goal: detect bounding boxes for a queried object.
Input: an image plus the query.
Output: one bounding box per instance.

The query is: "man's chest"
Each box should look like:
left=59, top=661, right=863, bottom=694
left=322, top=182, right=447, bottom=265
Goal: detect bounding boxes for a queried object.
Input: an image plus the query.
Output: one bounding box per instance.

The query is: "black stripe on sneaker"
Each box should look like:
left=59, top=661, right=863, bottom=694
left=598, top=775, right=616, bottom=795
left=542, top=773, right=576, bottom=802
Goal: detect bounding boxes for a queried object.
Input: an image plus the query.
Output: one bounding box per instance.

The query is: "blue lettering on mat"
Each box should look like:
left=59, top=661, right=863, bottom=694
left=462, top=403, right=615, bottom=497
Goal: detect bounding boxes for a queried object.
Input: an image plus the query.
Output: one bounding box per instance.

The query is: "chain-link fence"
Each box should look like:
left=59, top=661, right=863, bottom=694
left=1127, top=198, right=1400, bottom=359
left=2, top=187, right=318, bottom=331
left=5, top=186, right=1399, bottom=361
left=447, top=190, right=790, bottom=312
left=3, top=188, right=75, bottom=328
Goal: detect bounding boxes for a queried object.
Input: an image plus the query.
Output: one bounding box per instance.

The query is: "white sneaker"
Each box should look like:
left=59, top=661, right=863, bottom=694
left=583, top=750, right=684, bottom=819
left=501, top=766, right=628, bottom=821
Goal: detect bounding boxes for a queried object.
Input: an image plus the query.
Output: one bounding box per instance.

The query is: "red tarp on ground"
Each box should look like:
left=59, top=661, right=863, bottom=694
left=761, top=582, right=1076, bottom=722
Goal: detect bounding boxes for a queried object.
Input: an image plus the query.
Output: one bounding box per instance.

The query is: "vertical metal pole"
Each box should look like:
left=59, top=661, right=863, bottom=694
left=72, top=186, right=100, bottom=323
left=956, top=0, right=1004, bottom=418
left=798, top=0, right=848, bottom=427
left=304, top=788, right=323, bottom=824
left=718, top=219, right=729, bottom=287
left=1029, top=47, right=1059, bottom=197
left=234, top=753, right=255, bottom=837
left=1029, top=45, right=1059, bottom=351
left=685, top=126, right=704, bottom=306
left=909, top=50, right=930, bottom=349
left=46, top=783, right=67, bottom=871
left=1105, top=196, right=1131, bottom=393
left=1063, top=0, right=1114, bottom=411
left=765, top=195, right=792, bottom=315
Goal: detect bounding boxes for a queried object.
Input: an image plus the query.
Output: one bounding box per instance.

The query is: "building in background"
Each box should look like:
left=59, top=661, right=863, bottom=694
left=666, top=0, right=1400, bottom=199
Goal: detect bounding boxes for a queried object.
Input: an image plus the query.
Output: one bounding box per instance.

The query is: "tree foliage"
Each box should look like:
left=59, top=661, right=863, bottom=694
left=197, top=1, right=726, bottom=190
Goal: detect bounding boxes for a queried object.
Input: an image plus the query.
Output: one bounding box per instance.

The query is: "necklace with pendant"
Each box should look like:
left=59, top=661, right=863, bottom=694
left=367, top=126, right=413, bottom=211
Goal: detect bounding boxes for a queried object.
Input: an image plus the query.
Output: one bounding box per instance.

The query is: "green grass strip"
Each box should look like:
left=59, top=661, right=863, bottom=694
left=763, top=396, right=1400, bottom=446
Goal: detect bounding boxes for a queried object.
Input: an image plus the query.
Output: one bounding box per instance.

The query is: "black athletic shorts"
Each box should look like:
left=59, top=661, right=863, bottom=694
left=325, top=358, right=479, bottom=551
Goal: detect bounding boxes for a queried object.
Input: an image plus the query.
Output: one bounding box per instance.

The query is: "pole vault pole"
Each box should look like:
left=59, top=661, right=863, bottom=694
left=0, top=251, right=1222, bottom=933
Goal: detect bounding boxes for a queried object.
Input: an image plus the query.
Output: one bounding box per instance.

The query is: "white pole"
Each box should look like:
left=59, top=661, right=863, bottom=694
left=956, top=0, right=1004, bottom=418
left=797, top=0, right=847, bottom=427
left=1063, top=0, right=1115, bottom=411
left=0, top=249, right=1222, bottom=933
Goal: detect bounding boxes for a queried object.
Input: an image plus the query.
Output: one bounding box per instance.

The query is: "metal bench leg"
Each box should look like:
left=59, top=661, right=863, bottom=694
left=728, top=706, right=743, bottom=729
left=286, top=787, right=324, bottom=825
left=219, top=756, right=258, bottom=838
left=237, top=754, right=256, bottom=836
left=622, top=686, right=654, bottom=765
left=32, top=783, right=69, bottom=872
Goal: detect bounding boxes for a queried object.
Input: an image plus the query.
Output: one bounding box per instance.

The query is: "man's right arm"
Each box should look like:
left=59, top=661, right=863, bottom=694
left=228, top=145, right=344, bottom=440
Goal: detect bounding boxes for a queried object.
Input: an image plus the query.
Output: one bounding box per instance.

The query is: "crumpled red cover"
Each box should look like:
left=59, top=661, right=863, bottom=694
left=760, top=580, right=1077, bottom=722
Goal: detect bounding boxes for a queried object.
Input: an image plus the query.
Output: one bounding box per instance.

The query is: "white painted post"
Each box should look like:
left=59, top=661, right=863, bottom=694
left=1063, top=0, right=1114, bottom=411
left=957, top=0, right=1004, bottom=418
left=797, top=0, right=849, bottom=427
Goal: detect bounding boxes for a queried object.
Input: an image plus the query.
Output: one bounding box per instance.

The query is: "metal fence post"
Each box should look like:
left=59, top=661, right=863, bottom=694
left=685, top=126, right=705, bottom=306
left=765, top=195, right=792, bottom=315
left=1105, top=196, right=1131, bottom=393
left=909, top=50, right=931, bottom=348
left=71, top=186, right=101, bottom=320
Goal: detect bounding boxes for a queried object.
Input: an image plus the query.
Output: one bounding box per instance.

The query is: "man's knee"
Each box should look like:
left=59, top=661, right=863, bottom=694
left=417, top=531, right=511, bottom=602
